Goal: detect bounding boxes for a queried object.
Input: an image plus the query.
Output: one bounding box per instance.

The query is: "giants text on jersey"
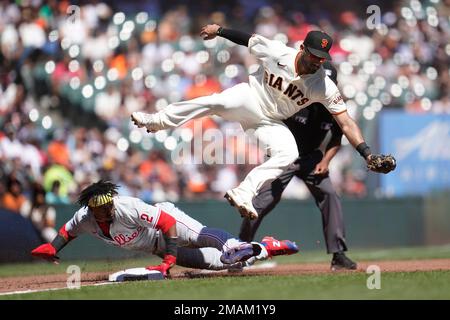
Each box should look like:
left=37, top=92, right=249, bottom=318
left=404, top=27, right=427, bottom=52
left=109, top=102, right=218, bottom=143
left=247, top=34, right=346, bottom=120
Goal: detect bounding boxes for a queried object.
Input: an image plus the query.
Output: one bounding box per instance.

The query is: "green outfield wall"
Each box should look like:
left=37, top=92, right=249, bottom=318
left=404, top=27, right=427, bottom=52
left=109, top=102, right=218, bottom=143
left=39, top=193, right=450, bottom=261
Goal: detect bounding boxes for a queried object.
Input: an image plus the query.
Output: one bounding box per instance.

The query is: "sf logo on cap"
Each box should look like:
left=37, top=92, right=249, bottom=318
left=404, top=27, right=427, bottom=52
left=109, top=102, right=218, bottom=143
left=321, top=39, right=328, bottom=48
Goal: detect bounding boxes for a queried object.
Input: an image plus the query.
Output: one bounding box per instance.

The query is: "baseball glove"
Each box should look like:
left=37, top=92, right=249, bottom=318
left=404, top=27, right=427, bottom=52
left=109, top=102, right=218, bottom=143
left=367, top=154, right=397, bottom=174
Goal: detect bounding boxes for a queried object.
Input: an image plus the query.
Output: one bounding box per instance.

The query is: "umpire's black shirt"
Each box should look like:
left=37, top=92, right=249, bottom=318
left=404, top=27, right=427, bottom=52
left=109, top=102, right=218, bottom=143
left=283, top=103, right=343, bottom=156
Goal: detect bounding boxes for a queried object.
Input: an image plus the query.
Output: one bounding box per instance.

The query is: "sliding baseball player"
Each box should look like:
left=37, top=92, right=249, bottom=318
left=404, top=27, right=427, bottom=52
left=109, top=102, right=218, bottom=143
left=30, top=180, right=298, bottom=277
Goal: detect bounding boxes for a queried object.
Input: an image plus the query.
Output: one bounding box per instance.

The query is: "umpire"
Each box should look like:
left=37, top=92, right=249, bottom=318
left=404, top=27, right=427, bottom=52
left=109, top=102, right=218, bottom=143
left=239, top=62, right=357, bottom=271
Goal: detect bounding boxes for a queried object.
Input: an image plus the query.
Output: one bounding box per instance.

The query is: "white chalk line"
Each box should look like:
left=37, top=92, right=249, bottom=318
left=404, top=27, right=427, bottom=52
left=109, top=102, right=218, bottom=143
left=0, top=281, right=117, bottom=297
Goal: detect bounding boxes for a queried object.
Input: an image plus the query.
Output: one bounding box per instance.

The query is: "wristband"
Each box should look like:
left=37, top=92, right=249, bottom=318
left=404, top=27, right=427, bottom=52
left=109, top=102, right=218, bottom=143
left=356, top=142, right=371, bottom=159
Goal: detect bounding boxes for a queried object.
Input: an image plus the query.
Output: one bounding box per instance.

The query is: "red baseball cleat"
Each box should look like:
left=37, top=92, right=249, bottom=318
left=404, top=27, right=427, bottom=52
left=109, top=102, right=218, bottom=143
left=261, top=236, right=299, bottom=258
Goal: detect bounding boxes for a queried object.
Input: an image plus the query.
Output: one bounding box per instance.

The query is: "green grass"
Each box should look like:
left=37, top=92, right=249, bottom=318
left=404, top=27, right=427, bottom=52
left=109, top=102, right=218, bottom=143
left=2, top=244, right=450, bottom=279
left=3, top=271, right=450, bottom=300
left=249, top=243, right=450, bottom=265
left=1, top=244, right=450, bottom=300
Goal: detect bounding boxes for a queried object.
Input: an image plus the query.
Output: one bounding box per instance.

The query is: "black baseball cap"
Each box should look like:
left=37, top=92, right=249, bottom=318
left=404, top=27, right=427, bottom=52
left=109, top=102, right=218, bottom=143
left=303, top=30, right=333, bottom=60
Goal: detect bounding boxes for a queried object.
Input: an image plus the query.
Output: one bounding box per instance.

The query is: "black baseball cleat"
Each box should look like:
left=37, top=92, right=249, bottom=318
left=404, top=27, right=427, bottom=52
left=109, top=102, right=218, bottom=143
left=330, top=252, right=357, bottom=271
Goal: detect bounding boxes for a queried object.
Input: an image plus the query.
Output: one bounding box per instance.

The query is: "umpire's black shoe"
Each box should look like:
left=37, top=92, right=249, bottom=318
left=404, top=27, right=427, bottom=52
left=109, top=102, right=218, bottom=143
left=331, top=252, right=357, bottom=271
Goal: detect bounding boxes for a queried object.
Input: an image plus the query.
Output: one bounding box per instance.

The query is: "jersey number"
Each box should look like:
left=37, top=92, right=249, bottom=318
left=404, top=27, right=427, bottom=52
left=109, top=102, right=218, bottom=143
left=140, top=213, right=153, bottom=224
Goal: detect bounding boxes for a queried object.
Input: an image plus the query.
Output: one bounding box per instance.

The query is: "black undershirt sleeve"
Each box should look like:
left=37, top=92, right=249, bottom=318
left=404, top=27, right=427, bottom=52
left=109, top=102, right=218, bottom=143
left=217, top=27, right=252, bottom=47
left=163, top=234, right=178, bottom=257
left=51, top=234, right=70, bottom=252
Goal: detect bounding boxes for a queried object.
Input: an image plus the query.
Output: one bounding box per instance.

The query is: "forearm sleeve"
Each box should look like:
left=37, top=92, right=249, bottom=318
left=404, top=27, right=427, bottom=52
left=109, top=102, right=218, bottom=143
left=163, top=235, right=178, bottom=258
left=217, top=27, right=251, bottom=46
left=51, top=224, right=75, bottom=252
left=51, top=234, right=70, bottom=252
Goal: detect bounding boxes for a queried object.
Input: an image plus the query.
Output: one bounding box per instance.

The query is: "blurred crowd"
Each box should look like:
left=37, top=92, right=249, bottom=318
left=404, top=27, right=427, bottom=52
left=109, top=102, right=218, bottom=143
left=1, top=0, right=449, bottom=219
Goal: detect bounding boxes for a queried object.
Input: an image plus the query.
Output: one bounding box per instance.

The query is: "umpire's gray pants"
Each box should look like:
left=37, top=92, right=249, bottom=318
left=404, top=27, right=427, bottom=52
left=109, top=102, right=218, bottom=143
left=239, top=150, right=348, bottom=254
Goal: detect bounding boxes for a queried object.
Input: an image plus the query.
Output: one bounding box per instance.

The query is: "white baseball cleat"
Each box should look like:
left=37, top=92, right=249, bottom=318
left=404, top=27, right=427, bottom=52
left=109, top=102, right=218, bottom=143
left=131, top=112, right=163, bottom=133
left=225, top=189, right=258, bottom=220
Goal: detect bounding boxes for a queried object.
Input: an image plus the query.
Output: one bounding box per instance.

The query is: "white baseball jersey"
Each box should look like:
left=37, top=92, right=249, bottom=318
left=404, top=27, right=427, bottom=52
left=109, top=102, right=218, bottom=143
left=247, top=34, right=346, bottom=120
left=65, top=196, right=170, bottom=252
left=131, top=34, right=349, bottom=203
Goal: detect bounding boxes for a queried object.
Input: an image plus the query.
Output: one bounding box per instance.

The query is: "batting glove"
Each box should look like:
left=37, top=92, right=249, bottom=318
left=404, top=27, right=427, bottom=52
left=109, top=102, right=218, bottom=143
left=31, top=243, right=60, bottom=264
left=146, top=254, right=177, bottom=278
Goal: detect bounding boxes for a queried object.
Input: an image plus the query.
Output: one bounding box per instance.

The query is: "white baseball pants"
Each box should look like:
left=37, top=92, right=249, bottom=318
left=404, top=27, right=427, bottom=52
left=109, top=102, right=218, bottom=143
left=151, top=83, right=299, bottom=200
left=154, top=202, right=262, bottom=270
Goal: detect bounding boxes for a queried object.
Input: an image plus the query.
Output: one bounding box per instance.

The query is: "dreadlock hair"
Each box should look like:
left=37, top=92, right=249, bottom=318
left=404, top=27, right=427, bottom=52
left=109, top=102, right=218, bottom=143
left=77, top=180, right=119, bottom=208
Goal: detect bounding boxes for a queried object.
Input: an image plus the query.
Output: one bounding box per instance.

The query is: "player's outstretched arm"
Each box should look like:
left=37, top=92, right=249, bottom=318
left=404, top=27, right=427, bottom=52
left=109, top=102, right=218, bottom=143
left=332, top=111, right=366, bottom=152
left=333, top=110, right=373, bottom=166
left=145, top=212, right=178, bottom=278
left=31, top=224, right=76, bottom=264
left=333, top=111, right=396, bottom=174
left=200, top=24, right=251, bottom=46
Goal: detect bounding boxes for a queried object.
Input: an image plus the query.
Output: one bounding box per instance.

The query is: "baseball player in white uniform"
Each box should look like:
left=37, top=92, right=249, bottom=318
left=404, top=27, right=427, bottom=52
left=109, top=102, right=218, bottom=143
left=131, top=24, right=375, bottom=221
left=31, top=180, right=298, bottom=277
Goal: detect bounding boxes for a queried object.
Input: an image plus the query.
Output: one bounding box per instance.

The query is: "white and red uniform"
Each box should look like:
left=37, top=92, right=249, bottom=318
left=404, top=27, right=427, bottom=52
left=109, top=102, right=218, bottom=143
left=64, top=196, right=260, bottom=270
left=142, top=34, right=347, bottom=201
